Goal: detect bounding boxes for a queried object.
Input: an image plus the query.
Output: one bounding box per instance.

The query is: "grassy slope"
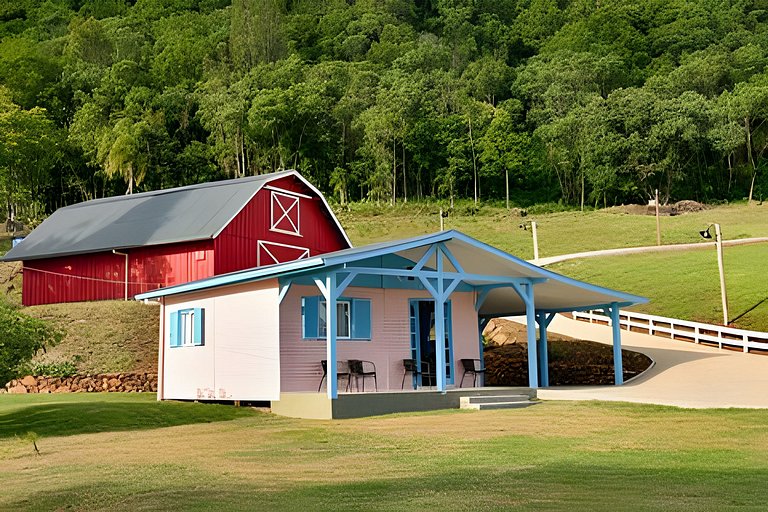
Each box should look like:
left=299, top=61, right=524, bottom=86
left=549, top=243, right=768, bottom=331
left=2, top=395, right=768, bottom=510
left=23, top=301, right=160, bottom=374
left=339, top=201, right=768, bottom=259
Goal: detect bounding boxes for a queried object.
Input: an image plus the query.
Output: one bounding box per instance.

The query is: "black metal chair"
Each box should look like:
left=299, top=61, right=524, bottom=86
left=401, top=358, right=421, bottom=389
left=402, top=359, right=436, bottom=389
left=348, top=359, right=377, bottom=391
left=318, top=359, right=352, bottom=392
left=460, top=358, right=485, bottom=387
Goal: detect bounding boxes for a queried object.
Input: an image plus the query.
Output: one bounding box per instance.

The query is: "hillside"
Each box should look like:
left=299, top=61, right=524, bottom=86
left=2, top=200, right=765, bottom=377
left=24, top=301, right=160, bottom=374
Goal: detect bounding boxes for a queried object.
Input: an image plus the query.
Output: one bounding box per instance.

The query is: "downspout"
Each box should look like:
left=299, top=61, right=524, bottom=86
left=112, top=249, right=129, bottom=300
left=158, top=297, right=165, bottom=401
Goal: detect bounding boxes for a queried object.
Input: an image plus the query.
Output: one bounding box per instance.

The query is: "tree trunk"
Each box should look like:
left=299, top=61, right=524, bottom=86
left=402, top=140, right=407, bottom=203
left=505, top=168, right=509, bottom=209
left=746, top=116, right=756, bottom=204
left=727, top=152, right=733, bottom=193
left=392, top=137, right=396, bottom=206
left=468, top=115, right=478, bottom=205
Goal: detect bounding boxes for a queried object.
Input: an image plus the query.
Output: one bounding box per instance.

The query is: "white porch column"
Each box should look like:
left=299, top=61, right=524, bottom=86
left=609, top=303, right=624, bottom=385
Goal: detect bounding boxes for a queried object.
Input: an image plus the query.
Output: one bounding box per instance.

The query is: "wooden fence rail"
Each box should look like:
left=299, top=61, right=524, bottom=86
left=572, top=309, right=768, bottom=354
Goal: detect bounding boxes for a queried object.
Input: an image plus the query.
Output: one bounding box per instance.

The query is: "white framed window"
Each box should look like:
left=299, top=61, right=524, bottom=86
left=301, top=297, right=371, bottom=341
left=270, top=190, right=301, bottom=236
left=170, top=308, right=204, bottom=347
left=319, top=300, right=351, bottom=338
left=180, top=310, right=195, bottom=346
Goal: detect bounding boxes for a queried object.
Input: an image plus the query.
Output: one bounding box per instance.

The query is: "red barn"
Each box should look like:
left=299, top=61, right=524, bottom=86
left=4, top=170, right=351, bottom=306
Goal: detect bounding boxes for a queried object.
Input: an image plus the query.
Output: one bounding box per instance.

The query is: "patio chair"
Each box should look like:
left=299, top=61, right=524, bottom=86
left=348, top=359, right=377, bottom=392
left=318, top=359, right=352, bottom=392
left=459, top=358, right=484, bottom=388
left=401, top=358, right=421, bottom=389
left=401, top=359, right=437, bottom=389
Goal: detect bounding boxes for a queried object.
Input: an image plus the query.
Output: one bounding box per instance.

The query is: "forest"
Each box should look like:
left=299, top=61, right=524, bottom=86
left=2, top=0, right=768, bottom=226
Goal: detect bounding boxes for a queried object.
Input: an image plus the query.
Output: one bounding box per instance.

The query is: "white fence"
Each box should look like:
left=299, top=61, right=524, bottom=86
left=572, top=309, right=768, bottom=354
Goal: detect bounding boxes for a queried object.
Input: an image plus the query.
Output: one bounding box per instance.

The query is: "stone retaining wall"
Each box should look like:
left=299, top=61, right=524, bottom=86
left=3, top=373, right=158, bottom=394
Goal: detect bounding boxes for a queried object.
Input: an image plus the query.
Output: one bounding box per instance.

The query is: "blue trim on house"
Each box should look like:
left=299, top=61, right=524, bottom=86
left=169, top=311, right=180, bottom=347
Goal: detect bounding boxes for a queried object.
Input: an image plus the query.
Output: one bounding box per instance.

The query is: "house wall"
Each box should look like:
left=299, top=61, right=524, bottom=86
left=21, top=240, right=215, bottom=306
left=161, top=279, right=280, bottom=401
left=214, top=174, right=350, bottom=275
left=279, top=285, right=481, bottom=393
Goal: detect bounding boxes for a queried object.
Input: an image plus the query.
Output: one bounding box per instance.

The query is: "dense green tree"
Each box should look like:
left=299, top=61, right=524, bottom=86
left=1, top=0, right=768, bottom=220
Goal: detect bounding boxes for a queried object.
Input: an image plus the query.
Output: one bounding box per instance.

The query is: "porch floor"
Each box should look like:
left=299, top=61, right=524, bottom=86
left=271, top=387, right=536, bottom=419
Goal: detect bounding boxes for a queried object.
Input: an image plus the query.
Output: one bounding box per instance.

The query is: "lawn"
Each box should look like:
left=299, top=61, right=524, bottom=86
left=549, top=243, right=768, bottom=331
left=339, top=201, right=768, bottom=260
left=2, top=394, right=768, bottom=511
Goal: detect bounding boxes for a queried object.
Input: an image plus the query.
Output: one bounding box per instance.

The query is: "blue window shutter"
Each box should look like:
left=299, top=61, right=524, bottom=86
left=302, top=296, right=320, bottom=338
left=169, top=311, right=180, bottom=347
left=193, top=308, right=204, bottom=346
left=351, top=299, right=371, bottom=339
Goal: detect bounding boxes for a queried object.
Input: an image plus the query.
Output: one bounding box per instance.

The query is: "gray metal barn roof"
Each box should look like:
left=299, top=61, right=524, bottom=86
left=4, top=170, right=349, bottom=261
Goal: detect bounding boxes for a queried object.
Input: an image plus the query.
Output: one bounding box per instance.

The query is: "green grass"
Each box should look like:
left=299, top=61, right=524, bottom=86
left=2, top=394, right=768, bottom=510
left=23, top=301, right=160, bottom=374
left=0, top=393, right=257, bottom=438
left=339, top=201, right=768, bottom=260
left=550, top=243, right=768, bottom=331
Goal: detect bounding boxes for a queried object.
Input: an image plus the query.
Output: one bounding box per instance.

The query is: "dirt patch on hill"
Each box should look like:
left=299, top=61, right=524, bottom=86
left=482, top=318, right=651, bottom=386
left=611, top=200, right=710, bottom=217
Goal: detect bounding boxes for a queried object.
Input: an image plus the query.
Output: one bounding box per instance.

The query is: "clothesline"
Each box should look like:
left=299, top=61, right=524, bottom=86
left=23, top=266, right=164, bottom=287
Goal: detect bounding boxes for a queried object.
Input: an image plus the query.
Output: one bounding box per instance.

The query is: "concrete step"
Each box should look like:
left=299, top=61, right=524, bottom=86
left=460, top=400, right=539, bottom=410
left=460, top=394, right=531, bottom=405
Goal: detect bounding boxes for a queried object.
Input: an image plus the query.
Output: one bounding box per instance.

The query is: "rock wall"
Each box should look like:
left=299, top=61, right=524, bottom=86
left=3, top=373, right=158, bottom=394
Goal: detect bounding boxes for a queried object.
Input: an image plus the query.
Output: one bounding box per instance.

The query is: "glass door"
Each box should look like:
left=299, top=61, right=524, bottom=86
left=408, top=299, right=453, bottom=386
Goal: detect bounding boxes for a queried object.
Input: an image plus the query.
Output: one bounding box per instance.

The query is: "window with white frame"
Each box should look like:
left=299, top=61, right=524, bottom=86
left=301, top=296, right=371, bottom=340
left=270, top=190, right=301, bottom=236
left=319, top=300, right=351, bottom=338
left=169, top=308, right=205, bottom=347
left=180, top=310, right=195, bottom=346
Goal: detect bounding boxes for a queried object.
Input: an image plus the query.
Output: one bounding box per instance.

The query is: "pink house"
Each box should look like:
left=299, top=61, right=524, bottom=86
left=136, top=231, right=646, bottom=419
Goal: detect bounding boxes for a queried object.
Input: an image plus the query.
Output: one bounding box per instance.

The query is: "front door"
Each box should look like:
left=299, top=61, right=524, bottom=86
left=408, top=299, right=453, bottom=387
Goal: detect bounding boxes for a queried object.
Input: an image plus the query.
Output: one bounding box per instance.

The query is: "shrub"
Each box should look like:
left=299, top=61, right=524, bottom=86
left=30, top=360, right=78, bottom=378
left=0, top=302, right=63, bottom=384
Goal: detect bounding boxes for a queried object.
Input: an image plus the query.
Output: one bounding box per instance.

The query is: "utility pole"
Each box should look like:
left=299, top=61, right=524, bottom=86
left=655, top=189, right=661, bottom=246
left=714, top=223, right=728, bottom=325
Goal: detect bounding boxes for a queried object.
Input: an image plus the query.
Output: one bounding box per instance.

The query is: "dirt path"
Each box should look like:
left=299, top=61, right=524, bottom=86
left=535, top=315, right=768, bottom=408
left=534, top=237, right=768, bottom=266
